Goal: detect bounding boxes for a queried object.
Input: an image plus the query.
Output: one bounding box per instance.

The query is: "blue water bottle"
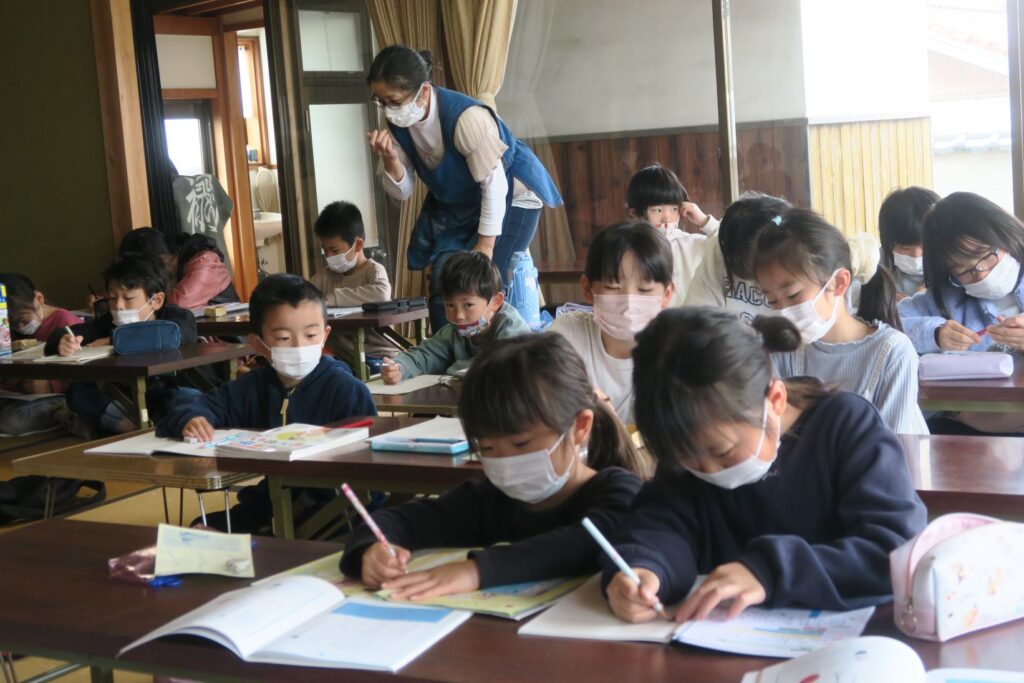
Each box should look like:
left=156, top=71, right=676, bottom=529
left=507, top=251, right=540, bottom=327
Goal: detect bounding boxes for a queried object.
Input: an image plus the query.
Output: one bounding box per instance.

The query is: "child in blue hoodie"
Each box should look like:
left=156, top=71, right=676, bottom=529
left=602, top=308, right=925, bottom=624
left=158, top=274, right=375, bottom=531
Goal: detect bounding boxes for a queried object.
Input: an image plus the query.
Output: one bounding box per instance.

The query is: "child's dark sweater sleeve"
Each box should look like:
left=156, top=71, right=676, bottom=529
left=599, top=479, right=702, bottom=604
left=155, top=372, right=253, bottom=437
left=159, top=305, right=198, bottom=345
left=339, top=481, right=495, bottom=578
left=470, top=469, right=641, bottom=587
left=44, top=317, right=107, bottom=355
left=737, top=400, right=927, bottom=610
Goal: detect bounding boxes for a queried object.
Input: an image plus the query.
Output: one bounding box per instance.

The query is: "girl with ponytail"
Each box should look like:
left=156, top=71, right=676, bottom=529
left=340, top=332, right=647, bottom=598
left=602, top=308, right=925, bottom=624
left=753, top=209, right=928, bottom=435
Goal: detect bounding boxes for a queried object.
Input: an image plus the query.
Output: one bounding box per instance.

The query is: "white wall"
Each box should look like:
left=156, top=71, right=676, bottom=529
left=155, top=34, right=216, bottom=89
left=800, top=0, right=930, bottom=122
left=496, top=0, right=806, bottom=138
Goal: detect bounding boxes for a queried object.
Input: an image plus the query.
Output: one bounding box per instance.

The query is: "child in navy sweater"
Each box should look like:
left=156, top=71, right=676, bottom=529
left=341, top=332, right=648, bottom=598
left=158, top=274, right=375, bottom=531
left=603, top=308, right=926, bottom=623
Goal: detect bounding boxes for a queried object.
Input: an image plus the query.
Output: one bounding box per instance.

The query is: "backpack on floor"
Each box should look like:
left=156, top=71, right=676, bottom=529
left=0, top=476, right=106, bottom=524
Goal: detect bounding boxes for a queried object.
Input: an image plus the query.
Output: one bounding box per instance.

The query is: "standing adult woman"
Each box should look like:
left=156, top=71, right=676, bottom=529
left=366, top=45, right=562, bottom=330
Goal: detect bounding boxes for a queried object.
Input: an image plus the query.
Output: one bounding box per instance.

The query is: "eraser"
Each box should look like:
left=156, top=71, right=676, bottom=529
left=205, top=305, right=227, bottom=318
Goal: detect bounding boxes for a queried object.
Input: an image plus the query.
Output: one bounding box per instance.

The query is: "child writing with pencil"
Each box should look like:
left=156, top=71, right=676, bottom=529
left=0, top=273, right=82, bottom=435
left=380, top=251, right=529, bottom=383
left=341, top=332, right=650, bottom=597
left=157, top=274, right=375, bottom=532
left=603, top=308, right=926, bottom=623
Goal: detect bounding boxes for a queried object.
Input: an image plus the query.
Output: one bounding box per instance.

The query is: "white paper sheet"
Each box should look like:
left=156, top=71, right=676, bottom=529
left=367, top=375, right=445, bottom=395
left=327, top=307, right=364, bottom=317
left=84, top=430, right=242, bottom=457
left=154, top=524, right=254, bottom=578
left=31, top=345, right=113, bottom=364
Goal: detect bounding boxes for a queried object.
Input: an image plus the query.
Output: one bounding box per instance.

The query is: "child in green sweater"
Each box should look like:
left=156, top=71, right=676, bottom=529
left=381, top=252, right=530, bottom=383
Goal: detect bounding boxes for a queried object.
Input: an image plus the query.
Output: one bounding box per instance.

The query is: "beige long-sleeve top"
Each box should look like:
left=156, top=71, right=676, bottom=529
left=310, top=259, right=399, bottom=359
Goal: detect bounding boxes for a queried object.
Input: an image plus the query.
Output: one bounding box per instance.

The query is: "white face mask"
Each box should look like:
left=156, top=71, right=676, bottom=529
left=384, top=85, right=426, bottom=128
left=16, top=316, right=41, bottom=336
left=265, top=342, right=323, bottom=380
left=963, top=253, right=1021, bottom=300
left=685, top=403, right=779, bottom=490
left=893, top=253, right=924, bottom=277
left=325, top=247, right=358, bottom=274
left=481, top=432, right=576, bottom=504
left=112, top=299, right=154, bottom=327
left=592, top=294, right=664, bottom=341
left=778, top=271, right=841, bottom=344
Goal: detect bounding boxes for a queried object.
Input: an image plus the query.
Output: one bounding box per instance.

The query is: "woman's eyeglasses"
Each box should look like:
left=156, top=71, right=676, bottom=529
left=949, top=248, right=1001, bottom=287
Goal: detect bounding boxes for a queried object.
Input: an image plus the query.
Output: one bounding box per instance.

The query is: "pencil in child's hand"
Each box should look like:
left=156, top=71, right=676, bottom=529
left=581, top=517, right=671, bottom=620
left=341, top=483, right=403, bottom=567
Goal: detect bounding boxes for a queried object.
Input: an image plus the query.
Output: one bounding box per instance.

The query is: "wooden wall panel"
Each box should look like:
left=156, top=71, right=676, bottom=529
left=809, top=117, right=933, bottom=237
left=530, top=120, right=810, bottom=268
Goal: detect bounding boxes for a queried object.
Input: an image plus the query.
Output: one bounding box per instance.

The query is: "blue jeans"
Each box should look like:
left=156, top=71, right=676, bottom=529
left=427, top=206, right=542, bottom=331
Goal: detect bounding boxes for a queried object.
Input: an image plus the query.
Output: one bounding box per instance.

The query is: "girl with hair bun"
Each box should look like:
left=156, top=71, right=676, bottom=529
left=601, top=308, right=926, bottom=624
left=753, top=209, right=928, bottom=435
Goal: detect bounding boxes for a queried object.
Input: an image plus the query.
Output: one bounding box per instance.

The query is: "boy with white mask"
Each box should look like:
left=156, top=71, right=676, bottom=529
left=157, top=274, right=375, bottom=532
left=755, top=209, right=928, bottom=435
left=341, top=333, right=649, bottom=598
left=44, top=255, right=197, bottom=436
left=550, top=222, right=674, bottom=424
left=604, top=309, right=925, bottom=624
left=309, top=200, right=399, bottom=362
left=380, top=252, right=529, bottom=384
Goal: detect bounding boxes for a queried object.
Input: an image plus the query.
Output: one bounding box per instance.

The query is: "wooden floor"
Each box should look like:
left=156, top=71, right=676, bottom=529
left=0, top=431, right=243, bottom=681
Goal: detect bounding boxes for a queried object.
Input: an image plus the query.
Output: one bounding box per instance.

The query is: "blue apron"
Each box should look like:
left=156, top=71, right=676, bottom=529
left=388, top=87, right=562, bottom=270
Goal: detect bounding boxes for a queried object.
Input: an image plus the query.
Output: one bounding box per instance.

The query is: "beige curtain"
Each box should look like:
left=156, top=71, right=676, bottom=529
left=365, top=0, right=443, bottom=312
left=440, top=0, right=516, bottom=108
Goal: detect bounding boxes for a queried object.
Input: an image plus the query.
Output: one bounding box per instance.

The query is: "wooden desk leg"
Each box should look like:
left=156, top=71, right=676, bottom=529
left=134, top=376, right=149, bottom=427
left=268, top=476, right=295, bottom=540
left=90, top=666, right=113, bottom=683
left=353, top=329, right=368, bottom=381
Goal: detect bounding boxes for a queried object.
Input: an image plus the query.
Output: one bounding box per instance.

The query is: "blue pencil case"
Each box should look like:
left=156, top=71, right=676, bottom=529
left=112, top=320, right=181, bottom=355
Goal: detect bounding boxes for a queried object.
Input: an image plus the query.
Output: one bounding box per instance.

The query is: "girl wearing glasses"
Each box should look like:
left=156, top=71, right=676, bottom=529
left=898, top=192, right=1024, bottom=433
left=898, top=192, right=1024, bottom=354
left=364, top=45, right=563, bottom=331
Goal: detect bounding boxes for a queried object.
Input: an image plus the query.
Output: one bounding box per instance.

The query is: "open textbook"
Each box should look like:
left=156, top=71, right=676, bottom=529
left=119, top=575, right=470, bottom=671
left=742, top=636, right=1024, bottom=683
left=366, top=374, right=446, bottom=395
left=376, top=548, right=588, bottom=620
left=258, top=548, right=586, bottom=620
left=87, top=424, right=368, bottom=461
left=519, top=576, right=874, bottom=658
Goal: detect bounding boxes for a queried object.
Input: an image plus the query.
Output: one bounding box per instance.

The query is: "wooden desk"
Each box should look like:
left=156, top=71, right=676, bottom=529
left=536, top=260, right=585, bottom=285
left=372, top=382, right=461, bottom=416
left=12, top=431, right=255, bottom=522
left=197, top=309, right=429, bottom=381
left=0, top=343, right=250, bottom=426
left=899, top=433, right=1024, bottom=517
left=919, top=362, right=1024, bottom=412
left=1, top=520, right=1022, bottom=683
left=217, top=416, right=483, bottom=540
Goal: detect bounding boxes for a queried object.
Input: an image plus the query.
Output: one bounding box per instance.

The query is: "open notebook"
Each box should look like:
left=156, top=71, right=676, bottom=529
left=32, top=345, right=113, bottom=364
left=366, top=374, right=446, bottom=395
left=519, top=576, right=874, bottom=658
left=742, top=636, right=1024, bottom=682
left=119, top=575, right=470, bottom=671
left=85, top=431, right=240, bottom=458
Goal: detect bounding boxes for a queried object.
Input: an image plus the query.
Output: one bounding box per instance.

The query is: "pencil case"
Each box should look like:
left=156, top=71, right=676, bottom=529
left=112, top=320, right=181, bottom=355
left=919, top=352, right=1013, bottom=380
left=361, top=297, right=428, bottom=312
left=891, top=513, right=1024, bottom=641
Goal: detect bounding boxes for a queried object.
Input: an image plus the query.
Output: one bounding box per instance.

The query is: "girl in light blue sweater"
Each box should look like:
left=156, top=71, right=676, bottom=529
left=898, top=192, right=1024, bottom=355
left=755, top=209, right=928, bottom=435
